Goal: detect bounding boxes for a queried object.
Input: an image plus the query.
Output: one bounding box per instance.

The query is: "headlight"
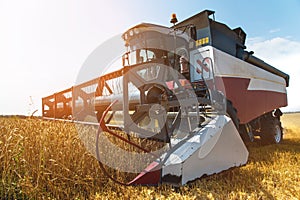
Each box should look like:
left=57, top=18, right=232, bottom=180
left=129, top=30, right=134, bottom=36
left=134, top=28, right=139, bottom=34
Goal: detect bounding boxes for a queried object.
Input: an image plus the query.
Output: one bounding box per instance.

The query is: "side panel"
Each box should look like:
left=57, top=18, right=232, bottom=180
left=216, top=77, right=287, bottom=124
left=190, top=46, right=215, bottom=83
left=182, top=116, right=248, bottom=185
left=212, top=47, right=287, bottom=124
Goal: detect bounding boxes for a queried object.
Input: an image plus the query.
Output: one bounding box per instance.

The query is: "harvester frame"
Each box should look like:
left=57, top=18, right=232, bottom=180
left=42, top=10, right=289, bottom=186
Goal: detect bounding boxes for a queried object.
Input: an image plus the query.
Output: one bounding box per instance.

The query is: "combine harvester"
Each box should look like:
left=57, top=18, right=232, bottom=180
left=42, top=10, right=289, bottom=186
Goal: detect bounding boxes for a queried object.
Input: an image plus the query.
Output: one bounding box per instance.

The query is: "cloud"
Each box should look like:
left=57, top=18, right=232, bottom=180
left=269, top=28, right=281, bottom=34
left=246, top=37, right=300, bottom=112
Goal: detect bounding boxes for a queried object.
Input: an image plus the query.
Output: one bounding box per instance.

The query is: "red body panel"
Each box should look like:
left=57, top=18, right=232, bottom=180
left=217, top=77, right=287, bottom=124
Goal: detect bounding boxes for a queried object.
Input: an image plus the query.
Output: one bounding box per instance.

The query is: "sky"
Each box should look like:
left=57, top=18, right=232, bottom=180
left=0, top=0, right=300, bottom=115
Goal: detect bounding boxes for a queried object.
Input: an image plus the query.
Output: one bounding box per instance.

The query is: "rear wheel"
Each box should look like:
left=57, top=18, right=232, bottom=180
left=239, top=123, right=255, bottom=144
left=226, top=100, right=239, bottom=128
left=260, top=114, right=283, bottom=144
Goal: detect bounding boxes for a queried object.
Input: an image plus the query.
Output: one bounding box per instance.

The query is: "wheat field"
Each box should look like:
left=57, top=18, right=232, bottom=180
left=0, top=113, right=299, bottom=199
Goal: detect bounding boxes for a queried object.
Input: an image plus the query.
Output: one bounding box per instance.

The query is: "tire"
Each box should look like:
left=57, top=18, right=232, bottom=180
left=239, top=123, right=255, bottom=144
left=227, top=100, right=257, bottom=145
left=226, top=100, right=239, bottom=128
left=260, top=115, right=283, bottom=145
